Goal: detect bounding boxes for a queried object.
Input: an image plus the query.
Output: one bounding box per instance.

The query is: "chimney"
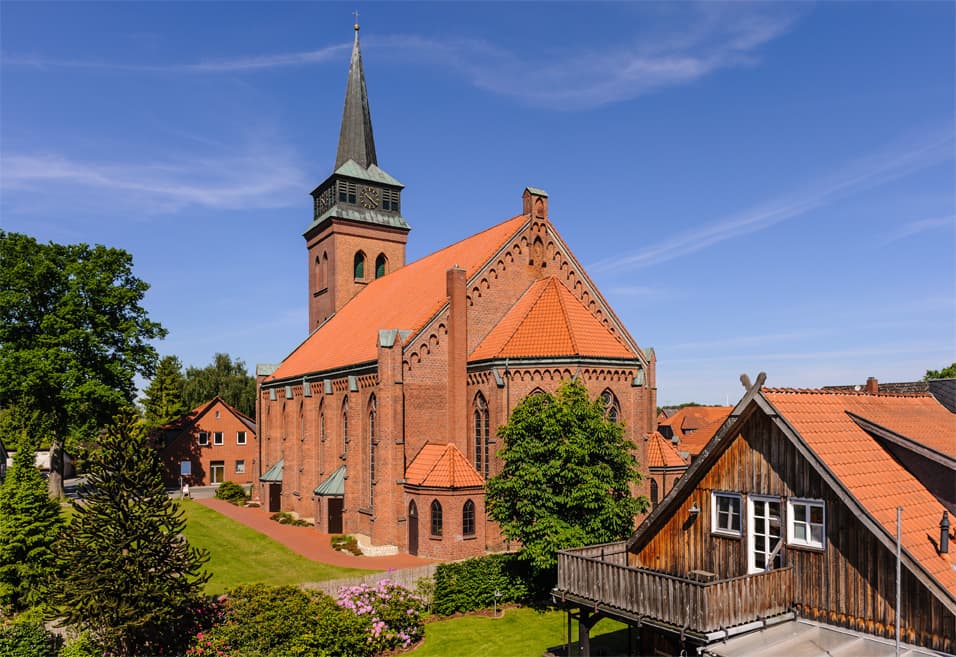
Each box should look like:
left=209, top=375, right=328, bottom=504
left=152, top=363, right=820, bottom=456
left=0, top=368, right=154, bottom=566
left=941, top=511, right=950, bottom=555
left=865, top=377, right=879, bottom=394
left=446, top=266, right=467, bottom=446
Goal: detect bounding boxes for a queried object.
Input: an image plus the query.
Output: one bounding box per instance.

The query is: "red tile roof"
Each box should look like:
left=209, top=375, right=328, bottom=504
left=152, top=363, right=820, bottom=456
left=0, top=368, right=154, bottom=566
left=659, top=406, right=733, bottom=441
left=678, top=412, right=731, bottom=456
left=470, top=277, right=636, bottom=361
left=405, top=443, right=485, bottom=488
left=645, top=431, right=689, bottom=469
left=270, top=214, right=530, bottom=380
left=764, top=389, right=956, bottom=594
left=161, top=396, right=257, bottom=434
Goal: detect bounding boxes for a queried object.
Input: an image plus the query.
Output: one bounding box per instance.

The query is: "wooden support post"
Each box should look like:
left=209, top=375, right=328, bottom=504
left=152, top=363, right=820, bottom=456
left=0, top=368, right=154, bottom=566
left=567, top=610, right=572, bottom=657
left=578, top=609, right=591, bottom=657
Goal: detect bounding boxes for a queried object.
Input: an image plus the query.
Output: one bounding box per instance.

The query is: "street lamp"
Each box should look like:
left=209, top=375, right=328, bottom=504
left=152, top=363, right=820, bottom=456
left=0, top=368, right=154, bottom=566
left=493, top=589, right=502, bottom=618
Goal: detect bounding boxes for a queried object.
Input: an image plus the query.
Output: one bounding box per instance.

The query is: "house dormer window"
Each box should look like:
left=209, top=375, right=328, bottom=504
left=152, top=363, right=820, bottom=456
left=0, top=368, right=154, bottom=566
left=711, top=491, right=742, bottom=537
left=788, top=498, right=825, bottom=549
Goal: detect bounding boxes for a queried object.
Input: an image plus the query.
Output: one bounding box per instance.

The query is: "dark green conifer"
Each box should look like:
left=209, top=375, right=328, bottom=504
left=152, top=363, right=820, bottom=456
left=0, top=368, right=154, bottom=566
left=0, top=409, right=64, bottom=613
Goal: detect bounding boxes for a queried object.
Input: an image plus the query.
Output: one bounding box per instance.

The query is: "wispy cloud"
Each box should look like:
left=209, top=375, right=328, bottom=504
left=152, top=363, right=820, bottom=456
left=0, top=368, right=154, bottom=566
left=1, top=43, right=348, bottom=73
left=883, top=215, right=954, bottom=243
left=589, top=127, right=955, bottom=273
left=1, top=145, right=308, bottom=214
left=2, top=5, right=800, bottom=109
left=375, top=4, right=802, bottom=108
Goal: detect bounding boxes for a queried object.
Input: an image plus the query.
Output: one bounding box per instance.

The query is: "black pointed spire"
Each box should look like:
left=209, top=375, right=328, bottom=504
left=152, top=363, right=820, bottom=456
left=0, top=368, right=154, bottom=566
left=335, top=23, right=377, bottom=171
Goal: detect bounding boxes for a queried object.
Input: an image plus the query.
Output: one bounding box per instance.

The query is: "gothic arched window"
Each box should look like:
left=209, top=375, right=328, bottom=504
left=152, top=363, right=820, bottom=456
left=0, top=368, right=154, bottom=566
left=650, top=479, right=659, bottom=507
left=375, top=253, right=387, bottom=279
left=354, top=251, right=366, bottom=279
left=430, top=500, right=443, bottom=537
left=601, top=389, right=621, bottom=424
left=473, top=393, right=490, bottom=477
left=368, top=395, right=377, bottom=506
left=342, top=396, right=349, bottom=459
left=462, top=499, right=476, bottom=536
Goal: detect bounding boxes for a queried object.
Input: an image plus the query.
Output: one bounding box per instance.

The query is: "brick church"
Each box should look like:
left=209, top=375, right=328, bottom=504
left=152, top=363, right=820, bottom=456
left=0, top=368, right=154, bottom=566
left=256, top=24, right=657, bottom=559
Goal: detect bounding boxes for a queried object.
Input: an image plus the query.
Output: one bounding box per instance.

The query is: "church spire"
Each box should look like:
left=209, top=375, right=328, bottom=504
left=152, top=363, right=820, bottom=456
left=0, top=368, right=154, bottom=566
left=335, top=21, right=377, bottom=170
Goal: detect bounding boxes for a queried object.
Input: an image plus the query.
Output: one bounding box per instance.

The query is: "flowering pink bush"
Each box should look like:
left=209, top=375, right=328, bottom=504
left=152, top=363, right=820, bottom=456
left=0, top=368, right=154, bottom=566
left=336, top=579, right=425, bottom=652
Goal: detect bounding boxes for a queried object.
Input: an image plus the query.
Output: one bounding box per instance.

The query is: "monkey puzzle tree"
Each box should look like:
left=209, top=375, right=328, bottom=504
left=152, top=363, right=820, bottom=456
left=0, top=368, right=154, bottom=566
left=52, top=414, right=209, bottom=656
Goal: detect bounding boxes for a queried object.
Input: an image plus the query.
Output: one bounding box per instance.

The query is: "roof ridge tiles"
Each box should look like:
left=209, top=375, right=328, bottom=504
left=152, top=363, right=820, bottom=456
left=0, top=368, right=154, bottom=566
left=762, top=387, right=934, bottom=399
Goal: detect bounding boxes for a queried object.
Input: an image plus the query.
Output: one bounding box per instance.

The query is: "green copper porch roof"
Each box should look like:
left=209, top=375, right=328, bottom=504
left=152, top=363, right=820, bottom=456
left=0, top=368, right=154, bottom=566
left=259, top=459, right=284, bottom=482
left=313, top=465, right=346, bottom=497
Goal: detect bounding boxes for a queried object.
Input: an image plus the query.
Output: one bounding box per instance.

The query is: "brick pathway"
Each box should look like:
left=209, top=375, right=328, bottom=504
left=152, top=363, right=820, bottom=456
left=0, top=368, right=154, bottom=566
left=196, top=498, right=434, bottom=570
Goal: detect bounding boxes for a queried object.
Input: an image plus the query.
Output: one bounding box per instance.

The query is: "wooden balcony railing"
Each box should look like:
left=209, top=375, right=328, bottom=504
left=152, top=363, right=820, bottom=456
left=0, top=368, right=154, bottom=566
left=556, top=543, right=793, bottom=634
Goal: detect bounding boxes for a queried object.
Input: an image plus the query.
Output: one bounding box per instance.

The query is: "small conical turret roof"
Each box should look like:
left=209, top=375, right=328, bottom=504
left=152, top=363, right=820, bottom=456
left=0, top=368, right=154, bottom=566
left=335, top=25, right=377, bottom=170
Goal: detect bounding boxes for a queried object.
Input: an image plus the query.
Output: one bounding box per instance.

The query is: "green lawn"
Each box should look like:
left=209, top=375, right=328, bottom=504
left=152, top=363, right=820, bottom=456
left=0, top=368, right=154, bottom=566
left=409, top=607, right=628, bottom=657
left=179, top=500, right=372, bottom=594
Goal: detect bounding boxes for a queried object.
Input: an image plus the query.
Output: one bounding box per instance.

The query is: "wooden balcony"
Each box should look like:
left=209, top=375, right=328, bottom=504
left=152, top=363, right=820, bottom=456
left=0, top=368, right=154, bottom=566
left=556, top=542, right=794, bottom=636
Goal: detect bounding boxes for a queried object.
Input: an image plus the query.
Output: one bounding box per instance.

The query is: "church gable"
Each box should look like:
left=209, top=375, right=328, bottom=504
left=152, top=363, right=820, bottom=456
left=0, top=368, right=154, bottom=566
left=469, top=276, right=636, bottom=362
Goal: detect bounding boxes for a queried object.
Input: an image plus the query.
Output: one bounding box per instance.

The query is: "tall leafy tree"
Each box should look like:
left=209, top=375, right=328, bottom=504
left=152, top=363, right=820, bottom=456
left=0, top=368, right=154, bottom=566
left=486, top=380, right=648, bottom=571
left=182, top=353, right=256, bottom=418
left=142, top=355, right=187, bottom=431
left=52, top=414, right=210, bottom=656
left=0, top=407, right=64, bottom=614
left=924, top=363, right=956, bottom=380
left=0, top=231, right=166, bottom=497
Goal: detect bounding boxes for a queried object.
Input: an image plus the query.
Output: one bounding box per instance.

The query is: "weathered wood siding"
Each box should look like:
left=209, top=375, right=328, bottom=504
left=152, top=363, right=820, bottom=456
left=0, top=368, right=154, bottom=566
left=630, top=411, right=955, bottom=652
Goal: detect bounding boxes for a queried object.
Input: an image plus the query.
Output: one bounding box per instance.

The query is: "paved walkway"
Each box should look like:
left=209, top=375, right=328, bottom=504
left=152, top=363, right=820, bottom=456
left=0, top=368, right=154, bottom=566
left=196, top=498, right=433, bottom=570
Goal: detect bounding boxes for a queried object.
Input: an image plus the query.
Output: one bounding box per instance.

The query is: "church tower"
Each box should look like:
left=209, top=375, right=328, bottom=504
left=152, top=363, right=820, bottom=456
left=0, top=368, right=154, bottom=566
left=305, top=22, right=410, bottom=331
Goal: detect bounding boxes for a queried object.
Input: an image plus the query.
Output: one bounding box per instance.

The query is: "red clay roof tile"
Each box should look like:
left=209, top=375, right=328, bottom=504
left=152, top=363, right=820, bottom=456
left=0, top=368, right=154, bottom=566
left=405, top=443, right=485, bottom=488
left=645, top=431, right=689, bottom=469
left=271, top=214, right=530, bottom=380
left=469, top=277, right=636, bottom=361
left=764, top=389, right=956, bottom=595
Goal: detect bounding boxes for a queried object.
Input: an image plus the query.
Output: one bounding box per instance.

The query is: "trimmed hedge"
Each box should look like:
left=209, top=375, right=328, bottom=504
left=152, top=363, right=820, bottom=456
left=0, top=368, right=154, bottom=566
left=432, top=553, right=532, bottom=615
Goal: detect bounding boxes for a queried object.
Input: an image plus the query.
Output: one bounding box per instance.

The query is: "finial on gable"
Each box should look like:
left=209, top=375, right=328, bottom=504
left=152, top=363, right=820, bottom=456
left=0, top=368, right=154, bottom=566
left=522, top=187, right=548, bottom=219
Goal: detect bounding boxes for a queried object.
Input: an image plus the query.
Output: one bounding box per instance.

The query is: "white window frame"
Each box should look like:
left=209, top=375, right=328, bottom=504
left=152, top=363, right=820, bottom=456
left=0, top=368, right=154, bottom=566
left=198, top=432, right=209, bottom=446
left=237, top=431, right=247, bottom=445
left=748, top=495, right=784, bottom=574
left=213, top=431, right=224, bottom=446
left=710, top=491, right=742, bottom=537
left=235, top=460, right=246, bottom=474
left=787, top=498, right=826, bottom=550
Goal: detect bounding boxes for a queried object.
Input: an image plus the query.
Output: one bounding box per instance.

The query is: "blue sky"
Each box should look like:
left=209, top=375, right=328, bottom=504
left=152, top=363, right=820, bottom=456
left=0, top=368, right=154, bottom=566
left=2, top=2, right=953, bottom=406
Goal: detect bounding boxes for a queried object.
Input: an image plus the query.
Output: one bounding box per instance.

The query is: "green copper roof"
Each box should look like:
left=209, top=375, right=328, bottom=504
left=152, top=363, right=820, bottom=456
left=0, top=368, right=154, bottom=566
left=525, top=187, right=549, bottom=197
left=334, top=159, right=403, bottom=187
left=259, top=459, right=284, bottom=483
left=304, top=205, right=410, bottom=236
left=313, top=465, right=346, bottom=496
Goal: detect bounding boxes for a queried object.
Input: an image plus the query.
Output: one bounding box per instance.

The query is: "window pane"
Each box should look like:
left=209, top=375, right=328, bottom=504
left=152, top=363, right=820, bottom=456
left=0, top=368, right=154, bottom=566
left=811, top=525, right=824, bottom=545
left=794, top=504, right=806, bottom=522
left=795, top=524, right=807, bottom=541
left=810, top=505, right=824, bottom=524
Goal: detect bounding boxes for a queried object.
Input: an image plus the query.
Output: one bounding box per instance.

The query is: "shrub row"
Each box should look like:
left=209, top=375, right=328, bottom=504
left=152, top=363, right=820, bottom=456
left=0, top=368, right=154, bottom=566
left=269, top=511, right=311, bottom=526
left=186, top=580, right=424, bottom=657
left=432, top=553, right=533, bottom=616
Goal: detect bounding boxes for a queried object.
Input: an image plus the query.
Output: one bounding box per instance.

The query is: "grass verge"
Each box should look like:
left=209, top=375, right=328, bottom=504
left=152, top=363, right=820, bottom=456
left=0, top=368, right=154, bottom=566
left=408, top=606, right=627, bottom=657
left=180, top=500, right=372, bottom=594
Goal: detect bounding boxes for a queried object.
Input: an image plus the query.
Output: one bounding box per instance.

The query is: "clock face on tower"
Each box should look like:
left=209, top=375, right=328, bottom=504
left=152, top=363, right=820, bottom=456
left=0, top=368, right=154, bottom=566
left=360, top=186, right=380, bottom=209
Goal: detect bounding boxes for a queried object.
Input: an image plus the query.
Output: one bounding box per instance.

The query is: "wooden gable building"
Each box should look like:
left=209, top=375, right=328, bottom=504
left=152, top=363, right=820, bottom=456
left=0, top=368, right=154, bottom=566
left=255, top=25, right=657, bottom=560
left=556, top=376, right=956, bottom=656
